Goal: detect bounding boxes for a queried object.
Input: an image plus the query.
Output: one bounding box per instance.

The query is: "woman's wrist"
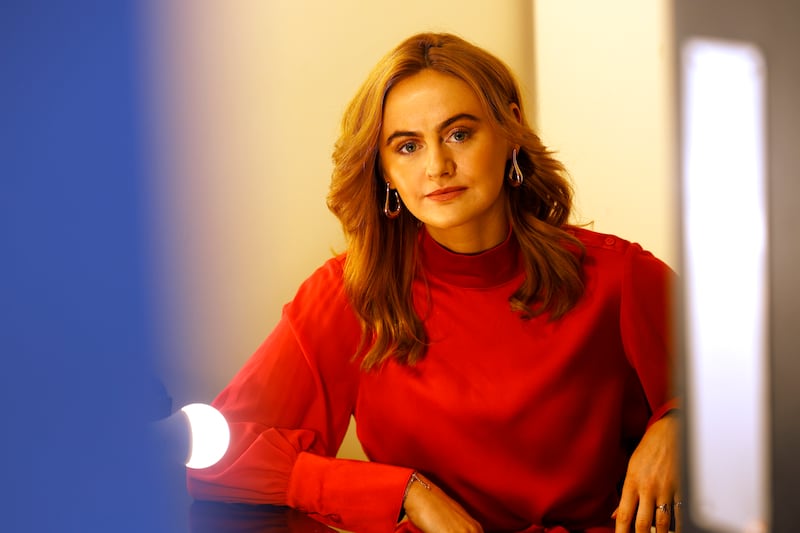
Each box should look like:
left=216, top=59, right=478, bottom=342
left=400, top=471, right=431, bottom=520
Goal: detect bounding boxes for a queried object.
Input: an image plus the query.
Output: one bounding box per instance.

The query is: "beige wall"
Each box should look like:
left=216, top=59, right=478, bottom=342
left=534, top=0, right=677, bottom=267
left=146, top=1, right=675, bottom=460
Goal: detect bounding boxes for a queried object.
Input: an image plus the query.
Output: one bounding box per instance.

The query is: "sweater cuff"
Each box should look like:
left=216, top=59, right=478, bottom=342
left=287, top=452, right=414, bottom=533
left=646, top=398, right=681, bottom=429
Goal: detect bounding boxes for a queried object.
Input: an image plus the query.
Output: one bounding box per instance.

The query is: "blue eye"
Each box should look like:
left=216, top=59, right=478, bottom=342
left=450, top=129, right=470, bottom=142
left=398, top=142, right=418, bottom=154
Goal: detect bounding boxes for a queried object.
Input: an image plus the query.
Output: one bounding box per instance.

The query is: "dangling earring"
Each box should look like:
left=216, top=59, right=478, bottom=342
left=507, top=148, right=523, bottom=187
left=383, top=181, right=402, bottom=218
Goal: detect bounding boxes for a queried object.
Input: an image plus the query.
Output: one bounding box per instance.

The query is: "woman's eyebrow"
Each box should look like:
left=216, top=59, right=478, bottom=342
left=384, top=113, right=480, bottom=146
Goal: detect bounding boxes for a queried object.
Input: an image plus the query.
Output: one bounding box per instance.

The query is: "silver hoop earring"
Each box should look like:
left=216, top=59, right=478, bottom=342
left=383, top=182, right=402, bottom=218
left=508, top=148, right=523, bottom=187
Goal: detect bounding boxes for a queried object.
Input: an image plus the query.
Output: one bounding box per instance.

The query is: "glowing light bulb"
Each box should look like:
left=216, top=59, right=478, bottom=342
left=180, top=403, right=230, bottom=469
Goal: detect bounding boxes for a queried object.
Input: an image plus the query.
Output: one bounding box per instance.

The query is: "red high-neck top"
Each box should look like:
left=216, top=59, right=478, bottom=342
left=187, top=227, right=677, bottom=533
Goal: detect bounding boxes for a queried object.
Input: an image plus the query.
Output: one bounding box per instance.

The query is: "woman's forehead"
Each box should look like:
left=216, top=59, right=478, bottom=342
left=381, top=71, right=485, bottom=132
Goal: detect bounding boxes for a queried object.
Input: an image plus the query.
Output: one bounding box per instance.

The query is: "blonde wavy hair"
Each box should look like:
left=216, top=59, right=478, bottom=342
left=327, top=32, right=584, bottom=370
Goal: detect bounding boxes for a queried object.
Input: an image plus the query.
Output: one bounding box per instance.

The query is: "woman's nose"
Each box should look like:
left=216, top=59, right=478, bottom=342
left=426, top=145, right=454, bottom=178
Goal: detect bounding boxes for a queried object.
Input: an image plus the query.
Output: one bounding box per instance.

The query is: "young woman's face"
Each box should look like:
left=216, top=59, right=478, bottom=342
left=379, top=69, right=513, bottom=254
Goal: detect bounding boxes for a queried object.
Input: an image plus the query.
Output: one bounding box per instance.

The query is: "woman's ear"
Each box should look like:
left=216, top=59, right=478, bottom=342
left=507, top=103, right=523, bottom=157
left=509, top=103, right=523, bottom=125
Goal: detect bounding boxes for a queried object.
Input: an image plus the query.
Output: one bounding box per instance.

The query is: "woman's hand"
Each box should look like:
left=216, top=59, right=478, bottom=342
left=614, top=414, right=681, bottom=533
left=402, top=473, right=483, bottom=533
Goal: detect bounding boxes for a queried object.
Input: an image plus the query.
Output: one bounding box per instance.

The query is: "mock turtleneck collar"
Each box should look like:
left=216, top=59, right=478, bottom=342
left=418, top=227, right=522, bottom=289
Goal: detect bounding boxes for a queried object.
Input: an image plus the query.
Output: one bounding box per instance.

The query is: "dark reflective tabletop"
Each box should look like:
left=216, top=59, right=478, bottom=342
left=190, top=501, right=337, bottom=532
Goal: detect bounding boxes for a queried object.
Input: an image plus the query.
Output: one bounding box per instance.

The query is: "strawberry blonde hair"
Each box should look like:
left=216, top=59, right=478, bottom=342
left=327, top=32, right=583, bottom=370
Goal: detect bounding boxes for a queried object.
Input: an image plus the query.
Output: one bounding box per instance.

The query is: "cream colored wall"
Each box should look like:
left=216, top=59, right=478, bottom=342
left=147, top=0, right=676, bottom=463
left=534, top=0, right=677, bottom=267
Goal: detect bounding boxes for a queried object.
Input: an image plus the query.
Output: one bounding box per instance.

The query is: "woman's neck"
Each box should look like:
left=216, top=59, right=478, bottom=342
left=424, top=214, right=509, bottom=255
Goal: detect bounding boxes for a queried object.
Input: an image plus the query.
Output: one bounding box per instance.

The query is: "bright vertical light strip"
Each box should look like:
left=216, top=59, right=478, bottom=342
left=682, top=39, right=769, bottom=532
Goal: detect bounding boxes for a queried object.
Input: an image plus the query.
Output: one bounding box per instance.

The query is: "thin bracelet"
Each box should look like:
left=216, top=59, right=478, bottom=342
left=402, top=471, right=431, bottom=503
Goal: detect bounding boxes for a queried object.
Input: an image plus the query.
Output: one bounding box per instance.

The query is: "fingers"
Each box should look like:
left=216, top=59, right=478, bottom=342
left=613, top=485, right=639, bottom=533
left=634, top=497, right=656, bottom=533
left=614, top=497, right=684, bottom=533
left=615, top=478, right=678, bottom=533
left=616, top=497, right=681, bottom=533
left=615, top=499, right=675, bottom=533
left=653, top=501, right=672, bottom=533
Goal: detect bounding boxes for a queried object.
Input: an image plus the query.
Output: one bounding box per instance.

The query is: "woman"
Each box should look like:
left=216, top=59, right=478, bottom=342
left=187, top=32, right=680, bottom=533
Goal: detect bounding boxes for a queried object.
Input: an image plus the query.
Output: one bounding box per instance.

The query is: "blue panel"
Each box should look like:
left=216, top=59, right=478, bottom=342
left=0, top=1, right=184, bottom=530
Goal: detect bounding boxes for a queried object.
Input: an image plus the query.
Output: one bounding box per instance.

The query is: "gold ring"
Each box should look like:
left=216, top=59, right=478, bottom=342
left=656, top=503, right=671, bottom=513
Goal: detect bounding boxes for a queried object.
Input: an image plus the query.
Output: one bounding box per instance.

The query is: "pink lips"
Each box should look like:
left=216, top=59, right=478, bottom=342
left=426, top=186, right=466, bottom=202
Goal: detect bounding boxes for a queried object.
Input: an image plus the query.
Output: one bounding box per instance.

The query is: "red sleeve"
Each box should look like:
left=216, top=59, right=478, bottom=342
left=186, top=258, right=414, bottom=533
left=619, top=244, right=680, bottom=427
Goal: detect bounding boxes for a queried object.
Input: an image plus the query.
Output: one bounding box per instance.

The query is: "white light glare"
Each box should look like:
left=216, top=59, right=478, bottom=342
left=181, top=403, right=230, bottom=469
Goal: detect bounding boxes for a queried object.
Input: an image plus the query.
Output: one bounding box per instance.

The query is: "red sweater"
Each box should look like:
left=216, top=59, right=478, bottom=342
left=187, top=228, right=677, bottom=533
